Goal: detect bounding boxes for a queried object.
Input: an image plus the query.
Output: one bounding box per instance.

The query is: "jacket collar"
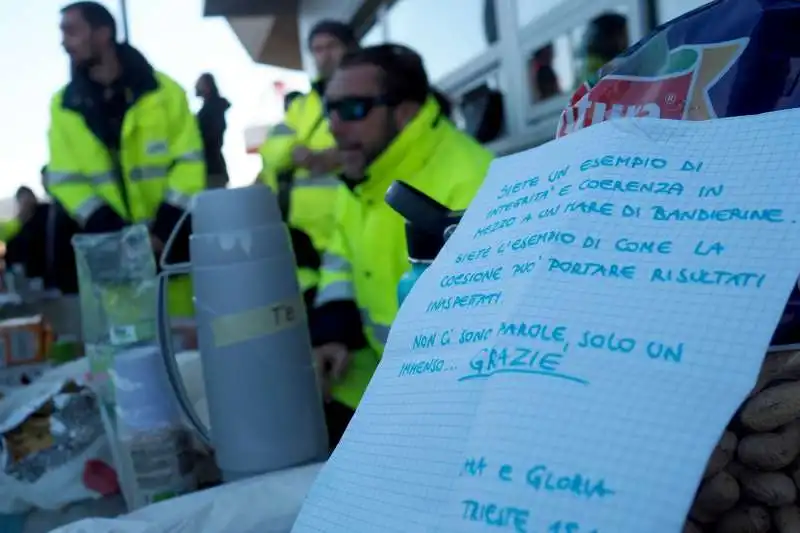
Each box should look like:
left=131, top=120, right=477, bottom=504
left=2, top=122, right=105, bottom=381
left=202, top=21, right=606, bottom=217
left=62, top=43, right=158, bottom=111
left=356, top=97, right=443, bottom=203
left=311, top=78, right=327, bottom=98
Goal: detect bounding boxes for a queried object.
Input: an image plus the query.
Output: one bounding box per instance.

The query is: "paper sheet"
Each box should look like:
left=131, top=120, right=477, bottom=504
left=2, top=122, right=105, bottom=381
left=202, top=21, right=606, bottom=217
left=292, top=110, right=800, bottom=533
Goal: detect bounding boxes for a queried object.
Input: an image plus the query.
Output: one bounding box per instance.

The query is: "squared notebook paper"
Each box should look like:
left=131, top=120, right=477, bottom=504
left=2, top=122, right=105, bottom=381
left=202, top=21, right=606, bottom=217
left=292, top=109, right=800, bottom=533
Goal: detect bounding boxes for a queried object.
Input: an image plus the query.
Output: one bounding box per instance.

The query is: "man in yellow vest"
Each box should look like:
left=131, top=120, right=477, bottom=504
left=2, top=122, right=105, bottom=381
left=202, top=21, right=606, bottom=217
left=259, top=20, right=357, bottom=307
left=311, top=44, right=493, bottom=449
left=47, top=2, right=204, bottom=316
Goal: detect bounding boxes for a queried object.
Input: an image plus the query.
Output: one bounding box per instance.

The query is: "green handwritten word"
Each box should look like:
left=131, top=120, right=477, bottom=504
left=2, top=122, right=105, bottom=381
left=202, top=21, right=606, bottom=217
left=455, top=327, right=493, bottom=345
left=469, top=346, right=563, bottom=375
left=397, top=357, right=445, bottom=377
left=578, top=330, right=635, bottom=353
left=580, top=154, right=667, bottom=171
left=548, top=258, right=637, bottom=280
left=579, top=178, right=683, bottom=196
left=524, top=465, right=615, bottom=499
left=498, top=321, right=567, bottom=343
left=651, top=268, right=765, bottom=288
left=460, top=346, right=590, bottom=385
left=497, top=176, right=540, bottom=200
left=455, top=246, right=492, bottom=264
left=440, top=267, right=503, bottom=288
left=461, top=499, right=529, bottom=533
left=411, top=332, right=438, bottom=350
left=564, top=200, right=614, bottom=216
left=475, top=217, right=516, bottom=238
left=651, top=206, right=784, bottom=222
left=615, top=238, right=672, bottom=254
left=503, top=230, right=576, bottom=253
left=426, top=292, right=502, bottom=313
left=487, top=190, right=550, bottom=219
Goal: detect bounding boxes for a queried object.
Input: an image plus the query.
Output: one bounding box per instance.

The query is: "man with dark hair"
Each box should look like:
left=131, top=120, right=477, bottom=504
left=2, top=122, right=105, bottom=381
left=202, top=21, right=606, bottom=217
left=258, top=20, right=358, bottom=308
left=48, top=1, right=204, bottom=316
left=312, top=44, right=493, bottom=449
left=3, top=182, right=79, bottom=293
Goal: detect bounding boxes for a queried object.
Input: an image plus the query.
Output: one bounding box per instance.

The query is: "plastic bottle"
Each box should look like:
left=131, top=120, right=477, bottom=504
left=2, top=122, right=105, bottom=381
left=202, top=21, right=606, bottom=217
left=386, top=181, right=463, bottom=307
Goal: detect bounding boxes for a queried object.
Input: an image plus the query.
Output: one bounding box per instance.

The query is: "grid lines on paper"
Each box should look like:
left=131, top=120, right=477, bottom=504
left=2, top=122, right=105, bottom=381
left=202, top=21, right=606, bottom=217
left=292, top=109, right=800, bottom=533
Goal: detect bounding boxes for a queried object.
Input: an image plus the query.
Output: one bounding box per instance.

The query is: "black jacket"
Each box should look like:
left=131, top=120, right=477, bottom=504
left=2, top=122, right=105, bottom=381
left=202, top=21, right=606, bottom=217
left=5, top=202, right=79, bottom=294
left=197, top=95, right=230, bottom=176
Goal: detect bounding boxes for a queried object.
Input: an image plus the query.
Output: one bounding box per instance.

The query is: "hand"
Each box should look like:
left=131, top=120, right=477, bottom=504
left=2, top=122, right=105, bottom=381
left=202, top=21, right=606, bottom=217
left=149, top=234, right=164, bottom=254
left=291, top=146, right=312, bottom=167
left=313, top=342, right=351, bottom=401
left=306, top=148, right=340, bottom=174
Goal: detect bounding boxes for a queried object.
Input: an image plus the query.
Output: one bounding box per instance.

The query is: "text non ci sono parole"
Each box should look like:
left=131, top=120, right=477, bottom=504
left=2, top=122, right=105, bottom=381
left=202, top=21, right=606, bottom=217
left=398, top=325, right=684, bottom=380
left=410, top=321, right=681, bottom=356
left=475, top=204, right=785, bottom=239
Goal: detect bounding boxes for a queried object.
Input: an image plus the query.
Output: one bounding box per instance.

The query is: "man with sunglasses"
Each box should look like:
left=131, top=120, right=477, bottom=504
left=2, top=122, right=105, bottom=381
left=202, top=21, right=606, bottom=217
left=311, top=44, right=493, bottom=450
left=258, top=20, right=357, bottom=308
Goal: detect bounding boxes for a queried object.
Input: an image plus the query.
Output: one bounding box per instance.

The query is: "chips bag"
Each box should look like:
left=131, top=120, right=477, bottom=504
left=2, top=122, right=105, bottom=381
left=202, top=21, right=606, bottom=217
left=557, top=0, right=800, bottom=348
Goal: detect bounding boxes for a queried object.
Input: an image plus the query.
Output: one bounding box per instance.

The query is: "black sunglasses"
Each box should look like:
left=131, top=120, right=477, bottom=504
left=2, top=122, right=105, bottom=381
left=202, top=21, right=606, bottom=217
left=324, top=95, right=394, bottom=122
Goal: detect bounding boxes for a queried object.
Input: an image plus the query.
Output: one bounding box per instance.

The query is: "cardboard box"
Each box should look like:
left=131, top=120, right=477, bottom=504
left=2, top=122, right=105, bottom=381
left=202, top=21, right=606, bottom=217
left=0, top=315, right=50, bottom=368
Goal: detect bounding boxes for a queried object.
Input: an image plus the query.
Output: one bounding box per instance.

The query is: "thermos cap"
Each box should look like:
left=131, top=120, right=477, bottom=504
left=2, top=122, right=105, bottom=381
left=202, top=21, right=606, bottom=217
left=386, top=181, right=463, bottom=262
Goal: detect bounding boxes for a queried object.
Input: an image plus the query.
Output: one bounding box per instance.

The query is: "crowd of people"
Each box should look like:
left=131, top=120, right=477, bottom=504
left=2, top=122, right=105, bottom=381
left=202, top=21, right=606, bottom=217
left=0, top=0, right=628, bottom=453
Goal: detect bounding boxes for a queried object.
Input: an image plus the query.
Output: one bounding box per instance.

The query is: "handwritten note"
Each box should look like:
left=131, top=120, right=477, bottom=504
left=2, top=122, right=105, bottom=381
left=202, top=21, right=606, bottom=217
left=291, top=110, right=800, bottom=533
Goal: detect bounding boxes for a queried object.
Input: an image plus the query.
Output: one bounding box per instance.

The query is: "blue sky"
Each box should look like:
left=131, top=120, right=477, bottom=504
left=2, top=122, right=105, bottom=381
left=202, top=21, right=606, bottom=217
left=0, top=0, right=310, bottom=199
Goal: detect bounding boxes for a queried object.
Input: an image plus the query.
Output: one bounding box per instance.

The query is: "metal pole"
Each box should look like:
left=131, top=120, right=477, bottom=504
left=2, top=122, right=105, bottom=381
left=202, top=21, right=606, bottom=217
left=120, top=0, right=130, bottom=42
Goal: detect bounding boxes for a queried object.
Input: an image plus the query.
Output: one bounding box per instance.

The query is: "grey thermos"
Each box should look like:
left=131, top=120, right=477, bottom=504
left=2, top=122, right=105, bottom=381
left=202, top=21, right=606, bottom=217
left=157, top=186, right=328, bottom=482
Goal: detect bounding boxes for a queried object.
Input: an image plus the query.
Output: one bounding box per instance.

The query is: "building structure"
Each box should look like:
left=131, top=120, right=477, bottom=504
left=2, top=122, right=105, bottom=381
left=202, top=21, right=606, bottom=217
left=204, top=0, right=710, bottom=155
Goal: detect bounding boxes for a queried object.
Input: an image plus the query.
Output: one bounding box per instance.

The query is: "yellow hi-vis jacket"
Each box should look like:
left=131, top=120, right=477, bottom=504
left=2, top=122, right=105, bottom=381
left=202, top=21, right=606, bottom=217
left=46, top=51, right=205, bottom=317
left=315, top=97, right=493, bottom=409
left=0, top=219, right=22, bottom=243
left=259, top=86, right=344, bottom=293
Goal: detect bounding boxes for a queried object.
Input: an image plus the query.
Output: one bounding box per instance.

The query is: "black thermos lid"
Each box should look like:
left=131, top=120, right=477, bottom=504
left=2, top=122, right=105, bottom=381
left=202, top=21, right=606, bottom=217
left=385, top=180, right=462, bottom=261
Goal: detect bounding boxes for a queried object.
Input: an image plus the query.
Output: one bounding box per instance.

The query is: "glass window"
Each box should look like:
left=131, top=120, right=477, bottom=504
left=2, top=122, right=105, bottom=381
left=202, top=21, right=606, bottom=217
left=451, top=71, right=506, bottom=143
left=385, top=0, right=492, bottom=82
left=517, top=0, right=569, bottom=28
left=659, top=0, right=709, bottom=24
left=361, top=20, right=385, bottom=47
left=526, top=8, right=631, bottom=106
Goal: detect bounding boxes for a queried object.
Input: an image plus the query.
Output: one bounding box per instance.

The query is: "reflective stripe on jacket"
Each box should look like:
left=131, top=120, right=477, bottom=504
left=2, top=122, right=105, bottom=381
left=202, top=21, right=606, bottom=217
left=47, top=60, right=205, bottom=317
left=258, top=88, right=343, bottom=293
left=47, top=72, right=204, bottom=226
left=316, top=96, right=493, bottom=409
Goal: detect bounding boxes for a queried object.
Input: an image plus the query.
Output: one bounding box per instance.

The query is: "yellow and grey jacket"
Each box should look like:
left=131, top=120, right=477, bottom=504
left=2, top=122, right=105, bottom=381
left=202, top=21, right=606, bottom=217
left=259, top=83, right=344, bottom=301
left=46, top=44, right=205, bottom=316
left=310, top=96, right=493, bottom=409
left=0, top=219, right=21, bottom=244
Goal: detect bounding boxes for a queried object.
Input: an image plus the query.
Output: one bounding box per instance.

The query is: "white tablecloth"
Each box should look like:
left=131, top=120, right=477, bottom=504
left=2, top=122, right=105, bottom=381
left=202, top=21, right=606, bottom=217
left=47, top=462, right=324, bottom=533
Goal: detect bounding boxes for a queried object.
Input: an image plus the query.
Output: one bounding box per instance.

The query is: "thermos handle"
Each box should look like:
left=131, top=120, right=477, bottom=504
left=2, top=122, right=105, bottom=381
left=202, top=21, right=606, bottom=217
left=154, top=198, right=212, bottom=446
left=156, top=267, right=212, bottom=446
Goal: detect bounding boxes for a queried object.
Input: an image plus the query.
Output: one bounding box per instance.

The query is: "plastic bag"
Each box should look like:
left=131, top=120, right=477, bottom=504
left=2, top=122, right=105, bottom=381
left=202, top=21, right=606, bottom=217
left=557, top=0, right=800, bottom=348
left=72, top=225, right=160, bottom=402
left=71, top=225, right=195, bottom=511
left=47, top=462, right=323, bottom=533
left=0, top=358, right=112, bottom=514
